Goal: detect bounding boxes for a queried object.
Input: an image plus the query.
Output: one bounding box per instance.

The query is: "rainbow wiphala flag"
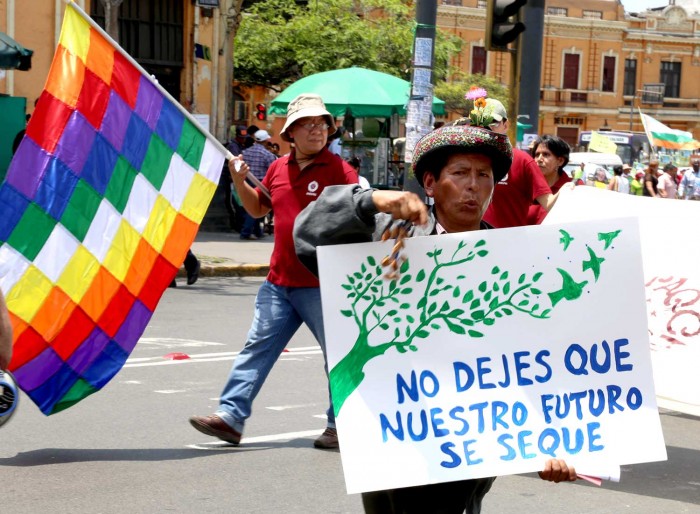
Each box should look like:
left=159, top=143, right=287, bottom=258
left=0, top=5, right=224, bottom=414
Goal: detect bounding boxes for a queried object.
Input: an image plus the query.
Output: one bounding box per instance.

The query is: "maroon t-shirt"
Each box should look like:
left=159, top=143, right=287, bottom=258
left=483, top=148, right=551, bottom=228
left=259, top=148, right=357, bottom=287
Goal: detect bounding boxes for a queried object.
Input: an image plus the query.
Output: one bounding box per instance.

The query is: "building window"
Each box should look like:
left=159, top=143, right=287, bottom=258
left=476, top=0, right=487, bottom=7
left=234, top=99, right=248, bottom=122
left=442, top=0, right=462, bottom=5
left=563, top=53, right=579, bottom=89
left=547, top=7, right=568, bottom=16
left=91, top=0, right=184, bottom=98
left=582, top=10, right=602, bottom=19
left=624, top=59, right=637, bottom=96
left=471, top=46, right=487, bottom=75
left=660, top=61, right=681, bottom=98
left=602, top=56, right=615, bottom=92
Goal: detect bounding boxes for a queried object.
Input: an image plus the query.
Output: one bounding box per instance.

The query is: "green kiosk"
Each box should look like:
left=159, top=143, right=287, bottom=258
left=0, top=31, right=34, bottom=182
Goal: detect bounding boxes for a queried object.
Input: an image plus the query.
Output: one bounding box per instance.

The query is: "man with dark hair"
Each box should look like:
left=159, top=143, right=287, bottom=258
left=294, top=119, right=578, bottom=513
left=226, top=125, right=248, bottom=156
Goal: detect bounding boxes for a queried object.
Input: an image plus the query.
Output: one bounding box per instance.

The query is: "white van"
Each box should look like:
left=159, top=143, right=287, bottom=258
left=564, top=152, right=623, bottom=182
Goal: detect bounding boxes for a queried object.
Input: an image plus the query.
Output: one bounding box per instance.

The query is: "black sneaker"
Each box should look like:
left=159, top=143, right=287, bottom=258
left=186, top=259, right=200, bottom=285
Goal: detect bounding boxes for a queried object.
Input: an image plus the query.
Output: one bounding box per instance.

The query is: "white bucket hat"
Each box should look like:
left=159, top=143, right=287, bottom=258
left=280, top=93, right=336, bottom=142
left=254, top=129, right=272, bottom=142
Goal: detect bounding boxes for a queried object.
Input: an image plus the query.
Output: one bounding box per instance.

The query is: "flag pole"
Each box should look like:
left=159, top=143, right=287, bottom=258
left=638, top=108, right=656, bottom=161
left=65, top=1, right=271, bottom=200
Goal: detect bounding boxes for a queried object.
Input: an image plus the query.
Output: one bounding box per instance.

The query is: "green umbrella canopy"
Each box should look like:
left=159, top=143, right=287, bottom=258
left=516, top=121, right=533, bottom=142
left=269, top=67, right=445, bottom=118
left=0, top=32, right=33, bottom=71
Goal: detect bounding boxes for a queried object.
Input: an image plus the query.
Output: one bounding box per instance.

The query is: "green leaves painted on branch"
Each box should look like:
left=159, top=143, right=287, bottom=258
left=339, top=237, right=556, bottom=365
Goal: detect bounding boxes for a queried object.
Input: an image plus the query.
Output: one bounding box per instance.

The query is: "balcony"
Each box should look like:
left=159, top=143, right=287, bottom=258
left=541, top=89, right=601, bottom=106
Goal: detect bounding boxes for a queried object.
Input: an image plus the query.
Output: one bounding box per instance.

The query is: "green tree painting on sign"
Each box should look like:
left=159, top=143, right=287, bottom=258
left=329, top=228, right=621, bottom=416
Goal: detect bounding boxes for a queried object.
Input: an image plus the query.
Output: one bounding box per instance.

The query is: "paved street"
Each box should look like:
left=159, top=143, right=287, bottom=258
left=2, top=277, right=699, bottom=513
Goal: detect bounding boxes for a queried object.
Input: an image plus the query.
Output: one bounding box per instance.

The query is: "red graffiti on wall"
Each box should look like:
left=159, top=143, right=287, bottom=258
left=645, top=276, right=700, bottom=351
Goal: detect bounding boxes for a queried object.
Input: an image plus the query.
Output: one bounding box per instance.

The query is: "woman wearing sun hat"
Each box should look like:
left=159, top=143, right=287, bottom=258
left=189, top=93, right=358, bottom=450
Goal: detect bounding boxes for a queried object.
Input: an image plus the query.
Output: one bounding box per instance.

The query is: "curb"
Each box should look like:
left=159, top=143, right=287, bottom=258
left=177, top=263, right=270, bottom=278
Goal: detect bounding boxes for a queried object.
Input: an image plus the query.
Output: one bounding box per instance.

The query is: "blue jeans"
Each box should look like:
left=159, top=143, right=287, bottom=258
left=240, top=212, right=263, bottom=238
left=216, top=281, right=334, bottom=433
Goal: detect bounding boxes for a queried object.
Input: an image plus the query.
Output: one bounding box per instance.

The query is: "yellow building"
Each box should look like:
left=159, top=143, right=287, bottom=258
left=0, top=0, right=241, bottom=144
left=439, top=0, right=700, bottom=146
left=3, top=1, right=697, bottom=154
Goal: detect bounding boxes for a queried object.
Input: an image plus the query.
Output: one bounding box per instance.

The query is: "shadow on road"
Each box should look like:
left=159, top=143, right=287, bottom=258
left=0, top=438, right=317, bottom=466
left=518, top=444, right=700, bottom=506
left=604, top=444, right=700, bottom=506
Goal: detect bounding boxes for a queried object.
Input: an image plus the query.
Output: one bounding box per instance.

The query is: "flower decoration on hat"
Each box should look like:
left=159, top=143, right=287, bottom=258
left=465, top=86, right=496, bottom=129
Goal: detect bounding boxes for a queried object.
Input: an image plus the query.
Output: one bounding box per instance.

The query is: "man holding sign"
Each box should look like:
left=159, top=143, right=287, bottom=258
left=295, top=121, right=577, bottom=513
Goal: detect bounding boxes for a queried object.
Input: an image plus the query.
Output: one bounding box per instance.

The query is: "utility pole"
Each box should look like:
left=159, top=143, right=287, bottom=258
left=517, top=0, right=544, bottom=145
left=507, top=40, right=521, bottom=144
left=403, top=0, right=436, bottom=195
left=222, top=1, right=236, bottom=140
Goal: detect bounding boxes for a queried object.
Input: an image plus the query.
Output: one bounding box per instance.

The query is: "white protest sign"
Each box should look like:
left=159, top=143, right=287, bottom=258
left=317, top=218, right=666, bottom=494
left=546, top=187, right=700, bottom=416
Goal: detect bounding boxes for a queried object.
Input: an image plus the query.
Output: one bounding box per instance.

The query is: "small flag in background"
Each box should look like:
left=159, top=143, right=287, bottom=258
left=0, top=3, right=224, bottom=415
left=639, top=112, right=700, bottom=151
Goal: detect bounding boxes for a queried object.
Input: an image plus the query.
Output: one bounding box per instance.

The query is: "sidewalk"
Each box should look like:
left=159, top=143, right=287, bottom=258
left=177, top=231, right=274, bottom=278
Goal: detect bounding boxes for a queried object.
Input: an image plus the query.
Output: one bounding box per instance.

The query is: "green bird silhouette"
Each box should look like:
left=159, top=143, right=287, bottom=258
left=582, top=245, right=605, bottom=281
left=548, top=268, right=589, bottom=306
left=559, top=229, right=574, bottom=251
left=598, top=230, right=621, bottom=250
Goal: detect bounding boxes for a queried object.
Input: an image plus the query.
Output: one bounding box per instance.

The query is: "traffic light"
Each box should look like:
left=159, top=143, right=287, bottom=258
left=485, top=0, right=527, bottom=52
left=255, top=103, right=267, bottom=121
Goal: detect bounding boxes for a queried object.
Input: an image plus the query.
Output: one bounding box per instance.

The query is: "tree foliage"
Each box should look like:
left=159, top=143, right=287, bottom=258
left=434, top=73, right=510, bottom=118
left=233, top=0, right=462, bottom=90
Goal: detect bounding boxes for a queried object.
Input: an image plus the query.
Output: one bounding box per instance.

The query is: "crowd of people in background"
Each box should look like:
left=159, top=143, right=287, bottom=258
left=222, top=102, right=699, bottom=246
left=598, top=158, right=700, bottom=200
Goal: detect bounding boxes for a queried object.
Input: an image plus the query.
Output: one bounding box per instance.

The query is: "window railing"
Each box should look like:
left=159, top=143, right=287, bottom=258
left=541, top=89, right=598, bottom=104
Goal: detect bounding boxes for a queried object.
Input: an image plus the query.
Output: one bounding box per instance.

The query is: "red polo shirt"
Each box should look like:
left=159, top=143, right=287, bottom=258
left=259, top=148, right=357, bottom=287
left=483, top=148, right=551, bottom=228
